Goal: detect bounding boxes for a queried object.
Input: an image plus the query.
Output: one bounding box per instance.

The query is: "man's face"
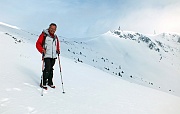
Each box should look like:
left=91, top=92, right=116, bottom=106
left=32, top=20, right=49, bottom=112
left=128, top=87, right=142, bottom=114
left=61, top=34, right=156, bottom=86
left=49, top=25, right=56, bottom=34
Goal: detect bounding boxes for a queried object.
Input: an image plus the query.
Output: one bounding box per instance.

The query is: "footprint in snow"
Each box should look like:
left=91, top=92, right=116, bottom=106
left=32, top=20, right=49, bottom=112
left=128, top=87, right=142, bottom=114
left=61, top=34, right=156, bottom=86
left=24, top=83, right=41, bottom=91
left=6, top=88, right=21, bottom=92
left=24, top=83, right=36, bottom=87
left=27, top=106, right=36, bottom=113
left=0, top=98, right=10, bottom=106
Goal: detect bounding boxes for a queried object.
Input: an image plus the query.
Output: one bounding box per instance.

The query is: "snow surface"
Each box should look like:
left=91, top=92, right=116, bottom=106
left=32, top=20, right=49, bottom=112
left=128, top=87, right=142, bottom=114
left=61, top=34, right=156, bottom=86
left=60, top=29, right=180, bottom=97
left=0, top=23, right=180, bottom=114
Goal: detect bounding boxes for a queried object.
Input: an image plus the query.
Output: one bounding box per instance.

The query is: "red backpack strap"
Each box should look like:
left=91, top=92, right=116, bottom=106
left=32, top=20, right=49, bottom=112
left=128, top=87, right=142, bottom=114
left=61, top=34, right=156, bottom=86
left=42, top=31, right=47, bottom=48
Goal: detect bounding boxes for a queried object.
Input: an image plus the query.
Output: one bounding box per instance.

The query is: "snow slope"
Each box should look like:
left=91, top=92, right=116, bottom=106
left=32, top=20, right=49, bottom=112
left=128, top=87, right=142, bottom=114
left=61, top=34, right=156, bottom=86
left=60, top=29, right=180, bottom=97
left=0, top=23, right=180, bottom=114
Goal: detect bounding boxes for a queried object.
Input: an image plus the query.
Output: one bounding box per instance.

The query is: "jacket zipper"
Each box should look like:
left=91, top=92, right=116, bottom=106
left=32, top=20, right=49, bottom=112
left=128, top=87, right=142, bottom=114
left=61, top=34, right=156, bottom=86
left=52, top=38, right=56, bottom=58
left=52, top=40, right=53, bottom=58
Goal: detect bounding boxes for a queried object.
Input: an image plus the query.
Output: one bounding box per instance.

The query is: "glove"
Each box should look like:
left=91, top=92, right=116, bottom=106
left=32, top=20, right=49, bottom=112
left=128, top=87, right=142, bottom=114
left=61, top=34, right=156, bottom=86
left=56, top=50, right=60, bottom=55
left=42, top=49, right=46, bottom=54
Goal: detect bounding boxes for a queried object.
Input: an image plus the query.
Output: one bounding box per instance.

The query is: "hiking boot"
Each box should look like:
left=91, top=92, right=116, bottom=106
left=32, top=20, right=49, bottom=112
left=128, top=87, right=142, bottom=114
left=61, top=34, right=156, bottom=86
left=40, top=83, right=48, bottom=90
left=48, top=84, right=55, bottom=88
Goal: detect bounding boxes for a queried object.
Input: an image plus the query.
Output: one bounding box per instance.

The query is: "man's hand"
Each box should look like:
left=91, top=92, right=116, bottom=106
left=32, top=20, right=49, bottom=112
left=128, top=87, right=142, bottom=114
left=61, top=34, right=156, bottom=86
left=42, top=49, right=46, bottom=54
left=56, top=50, right=60, bottom=55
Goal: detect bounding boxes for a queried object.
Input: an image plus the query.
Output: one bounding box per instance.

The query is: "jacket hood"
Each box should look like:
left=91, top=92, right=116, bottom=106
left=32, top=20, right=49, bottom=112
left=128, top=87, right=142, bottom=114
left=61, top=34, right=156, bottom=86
left=43, top=29, right=57, bottom=38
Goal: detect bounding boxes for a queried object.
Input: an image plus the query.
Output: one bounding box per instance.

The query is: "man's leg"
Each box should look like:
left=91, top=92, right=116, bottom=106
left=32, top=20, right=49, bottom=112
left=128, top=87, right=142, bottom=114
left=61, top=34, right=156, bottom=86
left=48, top=59, right=55, bottom=86
left=42, top=58, right=51, bottom=86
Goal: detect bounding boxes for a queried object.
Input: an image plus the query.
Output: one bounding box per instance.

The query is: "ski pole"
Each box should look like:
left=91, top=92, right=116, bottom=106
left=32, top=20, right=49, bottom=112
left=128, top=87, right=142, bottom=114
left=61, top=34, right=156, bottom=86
left=58, top=54, right=65, bottom=94
left=41, top=54, right=45, bottom=96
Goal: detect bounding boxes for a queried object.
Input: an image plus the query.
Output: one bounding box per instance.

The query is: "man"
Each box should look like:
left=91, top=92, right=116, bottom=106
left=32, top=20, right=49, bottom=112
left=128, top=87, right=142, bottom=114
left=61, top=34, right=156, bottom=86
left=36, top=23, right=60, bottom=89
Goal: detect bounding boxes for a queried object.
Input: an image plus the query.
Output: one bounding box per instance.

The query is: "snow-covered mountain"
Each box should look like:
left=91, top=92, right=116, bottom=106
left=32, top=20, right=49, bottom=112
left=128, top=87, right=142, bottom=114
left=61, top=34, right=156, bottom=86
left=60, top=29, right=180, bottom=97
left=0, top=22, right=180, bottom=114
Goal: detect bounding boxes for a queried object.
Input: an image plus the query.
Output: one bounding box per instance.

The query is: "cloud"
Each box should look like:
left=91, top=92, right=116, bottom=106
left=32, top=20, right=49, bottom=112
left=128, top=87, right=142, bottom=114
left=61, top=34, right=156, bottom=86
left=0, top=0, right=180, bottom=37
left=115, top=1, right=180, bottom=34
left=85, top=0, right=180, bottom=35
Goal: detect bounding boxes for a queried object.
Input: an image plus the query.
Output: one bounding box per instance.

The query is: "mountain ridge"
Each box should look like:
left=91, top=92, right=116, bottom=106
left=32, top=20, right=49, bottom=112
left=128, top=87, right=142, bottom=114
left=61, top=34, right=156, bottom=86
left=60, top=28, right=180, bottom=97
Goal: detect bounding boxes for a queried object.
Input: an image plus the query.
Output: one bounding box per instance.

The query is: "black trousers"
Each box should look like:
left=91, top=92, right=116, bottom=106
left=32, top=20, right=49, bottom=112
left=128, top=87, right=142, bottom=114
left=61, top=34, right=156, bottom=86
left=42, top=58, right=56, bottom=85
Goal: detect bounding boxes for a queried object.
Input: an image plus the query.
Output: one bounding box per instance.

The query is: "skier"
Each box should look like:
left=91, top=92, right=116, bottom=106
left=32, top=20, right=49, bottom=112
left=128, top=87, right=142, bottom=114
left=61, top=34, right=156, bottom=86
left=36, top=23, right=60, bottom=89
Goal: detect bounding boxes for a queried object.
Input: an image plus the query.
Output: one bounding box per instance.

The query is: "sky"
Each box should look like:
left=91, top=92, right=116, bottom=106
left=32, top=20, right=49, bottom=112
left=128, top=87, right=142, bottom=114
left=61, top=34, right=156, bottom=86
left=0, top=0, right=180, bottom=37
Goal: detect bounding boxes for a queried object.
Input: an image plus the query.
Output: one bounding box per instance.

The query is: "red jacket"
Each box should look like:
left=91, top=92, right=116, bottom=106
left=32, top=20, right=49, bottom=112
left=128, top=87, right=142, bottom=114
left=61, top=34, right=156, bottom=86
left=36, top=31, right=60, bottom=55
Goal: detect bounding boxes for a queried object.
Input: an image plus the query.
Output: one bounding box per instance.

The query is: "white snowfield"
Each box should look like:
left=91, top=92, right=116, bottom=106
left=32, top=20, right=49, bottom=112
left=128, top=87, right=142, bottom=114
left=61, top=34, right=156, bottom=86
left=60, top=30, right=180, bottom=97
left=0, top=23, right=180, bottom=114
